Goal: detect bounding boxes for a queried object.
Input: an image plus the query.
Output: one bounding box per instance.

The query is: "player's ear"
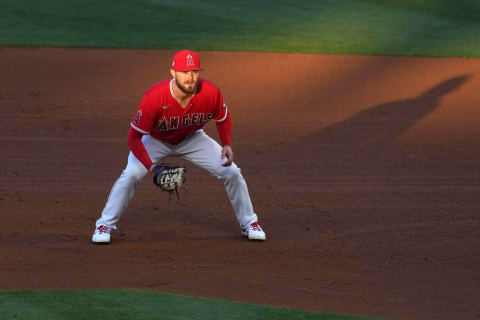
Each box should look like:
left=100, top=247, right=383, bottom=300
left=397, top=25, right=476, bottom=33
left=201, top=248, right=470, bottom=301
left=170, top=69, right=176, bottom=79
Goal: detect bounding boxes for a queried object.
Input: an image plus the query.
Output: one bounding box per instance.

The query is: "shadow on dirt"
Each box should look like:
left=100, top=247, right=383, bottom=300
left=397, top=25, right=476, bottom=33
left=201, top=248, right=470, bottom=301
left=300, top=75, right=470, bottom=148
left=263, top=75, right=472, bottom=178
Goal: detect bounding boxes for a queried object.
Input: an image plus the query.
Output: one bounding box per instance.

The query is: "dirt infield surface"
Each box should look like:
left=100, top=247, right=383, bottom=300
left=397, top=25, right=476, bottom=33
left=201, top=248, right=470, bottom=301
left=1, top=47, right=479, bottom=320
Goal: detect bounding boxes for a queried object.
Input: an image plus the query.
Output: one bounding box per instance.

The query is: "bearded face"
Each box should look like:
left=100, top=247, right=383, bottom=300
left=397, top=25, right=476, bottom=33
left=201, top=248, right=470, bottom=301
left=172, top=70, right=200, bottom=94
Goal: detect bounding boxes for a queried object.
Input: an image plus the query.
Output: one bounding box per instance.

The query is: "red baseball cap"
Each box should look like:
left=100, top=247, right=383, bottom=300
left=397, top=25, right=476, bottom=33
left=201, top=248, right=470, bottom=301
left=171, top=49, right=203, bottom=71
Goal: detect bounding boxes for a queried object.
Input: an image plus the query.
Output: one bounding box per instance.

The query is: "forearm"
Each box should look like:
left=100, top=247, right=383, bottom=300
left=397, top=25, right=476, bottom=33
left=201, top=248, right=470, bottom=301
left=127, top=128, right=154, bottom=171
left=216, top=112, right=232, bottom=146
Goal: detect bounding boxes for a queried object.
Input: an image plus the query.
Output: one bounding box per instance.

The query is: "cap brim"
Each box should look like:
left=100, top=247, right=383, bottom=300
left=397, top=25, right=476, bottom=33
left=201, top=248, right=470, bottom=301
left=172, top=67, right=204, bottom=72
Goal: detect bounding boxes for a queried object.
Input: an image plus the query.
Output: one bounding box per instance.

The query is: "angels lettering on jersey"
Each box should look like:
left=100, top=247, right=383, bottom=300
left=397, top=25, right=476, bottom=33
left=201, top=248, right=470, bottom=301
left=156, top=112, right=214, bottom=131
left=130, top=78, right=229, bottom=145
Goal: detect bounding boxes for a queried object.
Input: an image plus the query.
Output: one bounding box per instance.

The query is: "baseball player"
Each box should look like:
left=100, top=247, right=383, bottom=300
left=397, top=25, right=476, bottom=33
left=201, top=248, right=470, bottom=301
left=92, top=49, right=266, bottom=244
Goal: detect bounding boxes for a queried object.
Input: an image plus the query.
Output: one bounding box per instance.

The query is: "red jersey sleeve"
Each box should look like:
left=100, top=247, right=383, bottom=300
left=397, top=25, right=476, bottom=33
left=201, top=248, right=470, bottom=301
left=213, top=89, right=232, bottom=146
left=127, top=128, right=154, bottom=171
left=128, top=89, right=159, bottom=171
left=212, top=89, right=228, bottom=123
left=216, top=113, right=232, bottom=146
left=130, top=92, right=157, bottom=134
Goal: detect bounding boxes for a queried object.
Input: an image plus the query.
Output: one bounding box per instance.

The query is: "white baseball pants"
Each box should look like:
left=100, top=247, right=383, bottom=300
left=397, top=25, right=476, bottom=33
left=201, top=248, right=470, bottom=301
left=96, top=129, right=258, bottom=230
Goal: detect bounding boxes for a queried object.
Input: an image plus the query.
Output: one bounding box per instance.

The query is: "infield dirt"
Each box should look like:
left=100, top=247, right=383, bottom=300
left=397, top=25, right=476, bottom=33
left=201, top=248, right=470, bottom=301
left=1, top=47, right=479, bottom=320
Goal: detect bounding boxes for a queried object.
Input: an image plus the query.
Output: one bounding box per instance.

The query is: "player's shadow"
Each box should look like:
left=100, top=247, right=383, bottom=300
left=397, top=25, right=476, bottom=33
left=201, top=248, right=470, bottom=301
left=299, top=75, right=470, bottom=151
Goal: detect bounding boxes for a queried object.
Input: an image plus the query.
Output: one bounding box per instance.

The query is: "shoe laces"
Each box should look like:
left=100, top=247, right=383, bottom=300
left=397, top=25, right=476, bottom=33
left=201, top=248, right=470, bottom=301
left=96, top=225, right=110, bottom=234
left=250, top=222, right=261, bottom=232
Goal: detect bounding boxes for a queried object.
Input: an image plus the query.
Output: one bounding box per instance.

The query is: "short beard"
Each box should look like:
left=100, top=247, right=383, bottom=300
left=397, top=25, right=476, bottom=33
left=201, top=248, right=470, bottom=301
left=175, top=78, right=197, bottom=94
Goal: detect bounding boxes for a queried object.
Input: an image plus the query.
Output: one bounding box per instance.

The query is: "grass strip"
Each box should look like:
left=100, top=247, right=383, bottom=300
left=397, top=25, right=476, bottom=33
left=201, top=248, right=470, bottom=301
left=0, top=289, right=383, bottom=320
left=0, top=0, right=479, bottom=57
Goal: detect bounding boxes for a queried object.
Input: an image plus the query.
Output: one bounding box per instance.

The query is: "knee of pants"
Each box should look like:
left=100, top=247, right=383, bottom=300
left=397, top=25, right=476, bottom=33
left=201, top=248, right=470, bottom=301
left=221, top=166, right=243, bottom=182
left=122, top=166, right=147, bottom=184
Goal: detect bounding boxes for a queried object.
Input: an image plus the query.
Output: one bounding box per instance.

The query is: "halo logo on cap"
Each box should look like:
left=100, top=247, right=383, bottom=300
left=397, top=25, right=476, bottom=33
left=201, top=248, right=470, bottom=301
left=186, top=54, right=194, bottom=67
left=172, top=50, right=203, bottom=72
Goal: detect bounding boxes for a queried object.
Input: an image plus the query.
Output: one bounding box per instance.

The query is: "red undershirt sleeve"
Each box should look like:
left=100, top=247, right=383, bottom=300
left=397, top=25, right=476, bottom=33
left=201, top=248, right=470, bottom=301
left=216, top=112, right=232, bottom=146
left=127, top=127, right=154, bottom=171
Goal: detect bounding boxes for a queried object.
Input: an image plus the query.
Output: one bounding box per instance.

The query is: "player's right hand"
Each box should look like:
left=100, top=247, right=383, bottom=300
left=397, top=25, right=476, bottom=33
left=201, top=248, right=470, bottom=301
left=221, top=145, right=234, bottom=167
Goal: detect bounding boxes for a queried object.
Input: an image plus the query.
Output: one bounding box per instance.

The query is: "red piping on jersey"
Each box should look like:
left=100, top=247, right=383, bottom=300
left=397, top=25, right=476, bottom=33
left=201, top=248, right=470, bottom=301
left=214, top=108, right=228, bottom=123
left=131, top=123, right=149, bottom=135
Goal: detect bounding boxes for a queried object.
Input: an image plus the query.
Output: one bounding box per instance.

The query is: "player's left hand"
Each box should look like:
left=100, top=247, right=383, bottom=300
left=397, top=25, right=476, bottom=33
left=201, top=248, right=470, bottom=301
left=221, top=145, right=234, bottom=167
left=152, top=164, right=186, bottom=194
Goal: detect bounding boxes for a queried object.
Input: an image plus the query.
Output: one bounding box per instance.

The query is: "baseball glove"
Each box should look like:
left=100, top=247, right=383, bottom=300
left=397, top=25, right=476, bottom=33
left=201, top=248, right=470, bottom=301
left=153, top=164, right=186, bottom=198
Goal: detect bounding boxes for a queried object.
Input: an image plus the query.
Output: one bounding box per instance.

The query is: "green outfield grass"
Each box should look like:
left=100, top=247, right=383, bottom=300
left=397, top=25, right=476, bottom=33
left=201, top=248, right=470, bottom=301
left=0, top=0, right=479, bottom=57
left=0, top=289, right=382, bottom=320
